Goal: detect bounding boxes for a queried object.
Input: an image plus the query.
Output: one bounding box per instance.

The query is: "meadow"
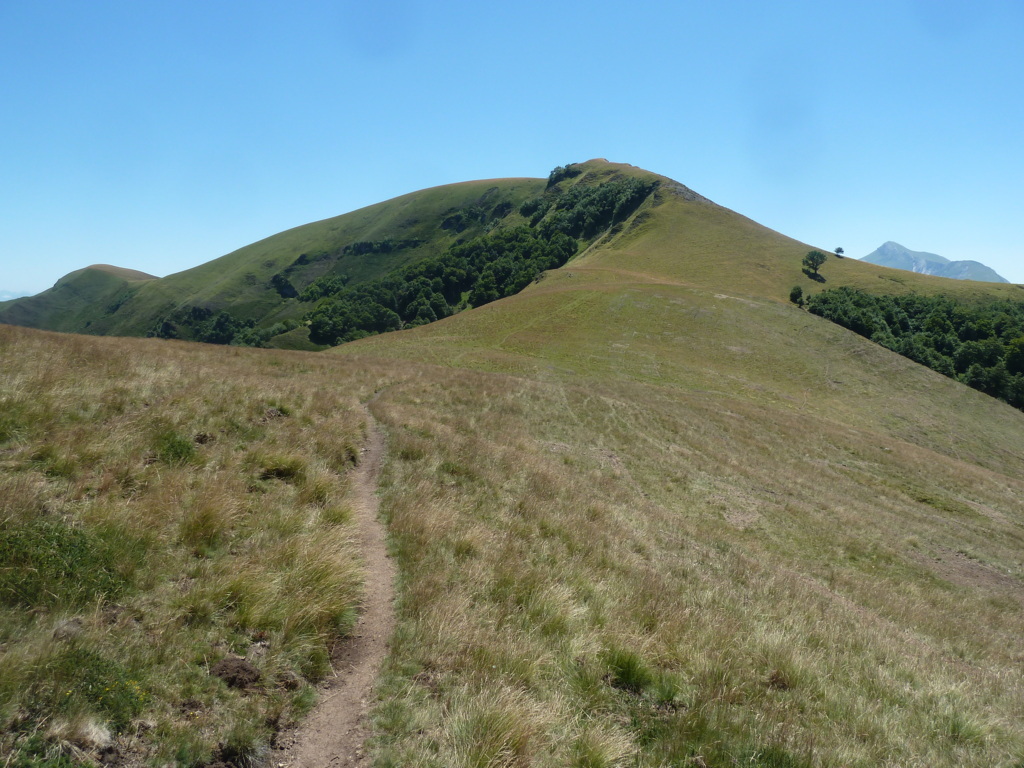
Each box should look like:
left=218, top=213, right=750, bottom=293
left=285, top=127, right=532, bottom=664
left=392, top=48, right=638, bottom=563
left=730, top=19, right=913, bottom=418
left=0, top=325, right=391, bottom=766
left=3, top=160, right=1023, bottom=767
left=350, top=273, right=1024, bottom=767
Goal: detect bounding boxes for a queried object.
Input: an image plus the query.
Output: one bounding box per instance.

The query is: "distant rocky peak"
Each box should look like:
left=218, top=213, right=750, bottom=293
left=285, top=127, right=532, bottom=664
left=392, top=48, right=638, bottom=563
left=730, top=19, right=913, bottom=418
left=860, top=242, right=1007, bottom=283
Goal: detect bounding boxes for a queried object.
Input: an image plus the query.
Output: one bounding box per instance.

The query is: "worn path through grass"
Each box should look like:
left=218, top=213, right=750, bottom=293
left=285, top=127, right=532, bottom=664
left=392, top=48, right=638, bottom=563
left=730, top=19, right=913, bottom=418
left=271, top=401, right=395, bottom=767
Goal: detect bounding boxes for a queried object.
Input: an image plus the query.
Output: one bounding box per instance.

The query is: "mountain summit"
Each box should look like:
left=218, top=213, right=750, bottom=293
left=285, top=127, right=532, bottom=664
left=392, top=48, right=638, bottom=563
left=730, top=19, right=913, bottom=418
left=860, top=241, right=1008, bottom=283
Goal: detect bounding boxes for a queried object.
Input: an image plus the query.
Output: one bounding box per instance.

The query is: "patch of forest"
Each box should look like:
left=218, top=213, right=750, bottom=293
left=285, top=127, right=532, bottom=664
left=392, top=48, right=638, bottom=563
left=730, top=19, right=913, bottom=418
left=808, top=286, right=1024, bottom=409
left=303, top=171, right=656, bottom=345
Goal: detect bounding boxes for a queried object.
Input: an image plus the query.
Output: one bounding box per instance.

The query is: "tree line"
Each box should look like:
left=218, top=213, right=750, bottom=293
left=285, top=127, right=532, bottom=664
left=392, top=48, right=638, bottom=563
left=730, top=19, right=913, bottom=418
left=304, top=226, right=578, bottom=344
left=149, top=306, right=300, bottom=347
left=806, top=286, right=1024, bottom=410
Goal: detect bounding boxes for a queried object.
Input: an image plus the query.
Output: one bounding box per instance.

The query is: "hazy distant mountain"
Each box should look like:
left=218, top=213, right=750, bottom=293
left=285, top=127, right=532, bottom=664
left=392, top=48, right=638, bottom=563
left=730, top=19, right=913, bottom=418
left=0, top=290, right=30, bottom=302
left=861, top=242, right=1008, bottom=283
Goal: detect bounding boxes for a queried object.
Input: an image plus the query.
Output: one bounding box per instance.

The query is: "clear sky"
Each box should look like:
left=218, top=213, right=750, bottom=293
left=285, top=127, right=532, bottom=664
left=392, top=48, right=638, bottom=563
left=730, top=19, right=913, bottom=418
left=2, top=0, right=1022, bottom=296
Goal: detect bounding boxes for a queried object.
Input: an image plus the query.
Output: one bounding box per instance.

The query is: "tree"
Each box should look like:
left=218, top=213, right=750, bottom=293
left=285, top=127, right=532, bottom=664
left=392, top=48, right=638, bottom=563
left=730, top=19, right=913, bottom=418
left=803, top=250, right=828, bottom=275
left=1006, top=336, right=1024, bottom=375
left=789, top=285, right=805, bottom=307
left=834, top=247, right=844, bottom=258
left=270, top=272, right=298, bottom=299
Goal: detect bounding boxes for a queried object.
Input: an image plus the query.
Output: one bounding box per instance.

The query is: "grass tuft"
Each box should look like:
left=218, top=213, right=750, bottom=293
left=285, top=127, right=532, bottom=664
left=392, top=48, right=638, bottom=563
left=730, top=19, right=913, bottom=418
left=0, top=519, right=133, bottom=609
left=256, top=453, right=307, bottom=482
left=447, top=688, right=544, bottom=768
left=153, top=428, right=198, bottom=465
left=602, top=646, right=654, bottom=695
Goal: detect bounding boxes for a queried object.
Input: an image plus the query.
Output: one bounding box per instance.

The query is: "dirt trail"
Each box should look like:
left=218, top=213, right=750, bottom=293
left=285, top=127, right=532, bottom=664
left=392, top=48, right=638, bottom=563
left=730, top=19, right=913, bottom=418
left=271, top=407, right=394, bottom=767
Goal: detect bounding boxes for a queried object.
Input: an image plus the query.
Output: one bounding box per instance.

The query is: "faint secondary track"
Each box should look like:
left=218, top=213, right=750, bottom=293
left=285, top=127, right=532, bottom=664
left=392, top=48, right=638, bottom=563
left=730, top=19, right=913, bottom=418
left=270, top=405, right=395, bottom=767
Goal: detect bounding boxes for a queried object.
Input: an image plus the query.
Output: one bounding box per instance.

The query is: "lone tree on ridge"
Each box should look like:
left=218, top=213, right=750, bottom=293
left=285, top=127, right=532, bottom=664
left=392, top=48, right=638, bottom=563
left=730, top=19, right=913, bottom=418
left=803, top=250, right=828, bottom=276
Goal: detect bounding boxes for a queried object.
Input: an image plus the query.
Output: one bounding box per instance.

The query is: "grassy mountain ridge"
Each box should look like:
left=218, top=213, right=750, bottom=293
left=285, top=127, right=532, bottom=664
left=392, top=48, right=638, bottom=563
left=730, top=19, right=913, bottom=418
left=3, top=160, right=1017, bottom=345
left=2, top=159, right=1024, bottom=765
left=333, top=163, right=1024, bottom=764
left=0, top=178, right=547, bottom=343
left=0, top=265, right=156, bottom=334
left=561, top=175, right=1019, bottom=305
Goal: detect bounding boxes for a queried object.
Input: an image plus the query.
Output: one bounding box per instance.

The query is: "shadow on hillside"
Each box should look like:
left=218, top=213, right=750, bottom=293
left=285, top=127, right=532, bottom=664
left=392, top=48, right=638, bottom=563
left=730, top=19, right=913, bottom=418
left=802, top=269, right=826, bottom=283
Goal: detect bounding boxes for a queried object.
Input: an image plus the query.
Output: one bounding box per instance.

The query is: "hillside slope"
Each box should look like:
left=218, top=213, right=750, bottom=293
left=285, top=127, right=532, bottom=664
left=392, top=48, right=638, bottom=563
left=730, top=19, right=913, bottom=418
left=338, top=162, right=1024, bottom=766
left=1, top=179, right=545, bottom=345
left=0, top=265, right=155, bottom=333
left=3, top=160, right=1024, bottom=766
left=4, top=162, right=1018, bottom=346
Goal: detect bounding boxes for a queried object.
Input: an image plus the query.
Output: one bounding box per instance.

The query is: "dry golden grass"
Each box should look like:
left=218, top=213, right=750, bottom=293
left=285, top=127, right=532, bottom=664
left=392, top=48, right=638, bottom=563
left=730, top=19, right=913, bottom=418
left=4, top=172, right=1024, bottom=767
left=0, top=325, right=392, bottom=766
left=338, top=229, right=1024, bottom=767
left=364, top=365, right=1024, bottom=766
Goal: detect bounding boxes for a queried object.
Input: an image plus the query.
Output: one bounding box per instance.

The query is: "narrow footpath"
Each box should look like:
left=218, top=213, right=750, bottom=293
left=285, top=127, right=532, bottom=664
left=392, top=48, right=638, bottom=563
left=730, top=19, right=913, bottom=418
left=271, top=407, right=395, bottom=767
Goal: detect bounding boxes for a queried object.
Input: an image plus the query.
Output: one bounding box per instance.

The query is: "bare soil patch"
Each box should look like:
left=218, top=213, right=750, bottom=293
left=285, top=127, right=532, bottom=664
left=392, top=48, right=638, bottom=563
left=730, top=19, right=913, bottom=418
left=916, top=545, right=1022, bottom=598
left=210, top=657, right=261, bottom=689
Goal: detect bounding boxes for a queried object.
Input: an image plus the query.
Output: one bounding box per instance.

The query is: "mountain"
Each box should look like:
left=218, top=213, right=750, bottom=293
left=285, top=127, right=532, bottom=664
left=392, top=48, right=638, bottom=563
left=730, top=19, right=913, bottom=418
left=0, top=264, right=156, bottom=333
left=861, top=241, right=1009, bottom=282
left=0, top=178, right=546, bottom=348
left=3, top=160, right=1024, bottom=766
left=5, top=166, right=1020, bottom=351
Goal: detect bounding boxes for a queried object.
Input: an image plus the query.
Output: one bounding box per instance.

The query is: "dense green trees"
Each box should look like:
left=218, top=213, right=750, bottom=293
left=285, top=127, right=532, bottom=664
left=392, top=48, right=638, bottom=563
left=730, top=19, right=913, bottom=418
left=305, top=173, right=657, bottom=346
left=270, top=273, right=298, bottom=298
left=547, top=163, right=583, bottom=187
left=149, top=307, right=301, bottom=348
left=150, top=307, right=253, bottom=345
left=807, top=287, right=1024, bottom=410
left=305, top=226, right=579, bottom=345
left=299, top=275, right=349, bottom=302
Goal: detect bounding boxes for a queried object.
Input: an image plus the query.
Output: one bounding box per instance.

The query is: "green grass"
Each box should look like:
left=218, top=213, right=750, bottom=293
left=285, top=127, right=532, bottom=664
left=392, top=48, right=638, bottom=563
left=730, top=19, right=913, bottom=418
left=334, top=168, right=1024, bottom=764
left=2, top=177, right=548, bottom=342
left=0, top=519, right=137, bottom=609
left=0, top=325, right=388, bottom=765
left=0, top=265, right=155, bottom=335
left=3, top=159, right=1024, bottom=766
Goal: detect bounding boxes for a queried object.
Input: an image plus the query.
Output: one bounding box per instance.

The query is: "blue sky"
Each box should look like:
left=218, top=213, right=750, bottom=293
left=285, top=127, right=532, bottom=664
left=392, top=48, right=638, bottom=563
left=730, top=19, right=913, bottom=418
left=2, top=0, right=1022, bottom=296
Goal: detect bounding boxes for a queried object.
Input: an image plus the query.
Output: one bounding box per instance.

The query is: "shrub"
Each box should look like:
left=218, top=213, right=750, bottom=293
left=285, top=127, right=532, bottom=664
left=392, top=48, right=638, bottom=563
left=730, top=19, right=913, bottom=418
left=547, top=163, right=583, bottom=187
